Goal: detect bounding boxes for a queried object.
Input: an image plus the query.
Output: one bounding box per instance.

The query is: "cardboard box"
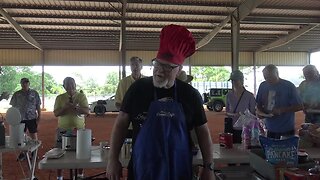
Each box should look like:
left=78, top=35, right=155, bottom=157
left=249, top=149, right=316, bottom=180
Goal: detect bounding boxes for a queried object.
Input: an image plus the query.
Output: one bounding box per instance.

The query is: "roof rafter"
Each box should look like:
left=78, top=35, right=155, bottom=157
left=0, top=8, right=42, bottom=50
left=243, top=16, right=320, bottom=25
left=66, top=0, right=239, bottom=7
left=0, top=21, right=298, bottom=32
left=0, top=3, right=119, bottom=12
left=196, top=0, right=265, bottom=50
left=0, top=3, right=232, bottom=16
left=256, top=24, right=319, bottom=52
left=258, top=5, right=320, bottom=11
left=7, top=13, right=226, bottom=23
left=0, top=0, right=319, bottom=52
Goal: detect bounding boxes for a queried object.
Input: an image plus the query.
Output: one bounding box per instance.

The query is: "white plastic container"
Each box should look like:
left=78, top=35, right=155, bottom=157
left=9, top=124, right=25, bottom=148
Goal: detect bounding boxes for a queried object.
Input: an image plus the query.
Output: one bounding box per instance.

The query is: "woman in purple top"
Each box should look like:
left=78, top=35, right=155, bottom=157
left=226, top=70, right=256, bottom=143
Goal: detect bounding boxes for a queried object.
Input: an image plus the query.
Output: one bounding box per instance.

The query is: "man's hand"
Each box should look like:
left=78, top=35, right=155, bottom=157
left=106, top=159, right=122, bottom=180
left=64, top=102, right=77, bottom=113
left=201, top=168, right=216, bottom=180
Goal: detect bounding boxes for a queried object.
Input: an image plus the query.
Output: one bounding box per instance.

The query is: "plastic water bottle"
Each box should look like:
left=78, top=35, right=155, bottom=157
left=242, top=126, right=250, bottom=149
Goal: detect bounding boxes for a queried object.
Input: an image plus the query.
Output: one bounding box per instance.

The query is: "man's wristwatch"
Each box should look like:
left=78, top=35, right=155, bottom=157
left=203, top=162, right=214, bottom=171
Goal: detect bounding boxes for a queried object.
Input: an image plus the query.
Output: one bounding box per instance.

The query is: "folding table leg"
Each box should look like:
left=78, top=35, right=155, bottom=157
left=74, top=169, right=78, bottom=180
left=70, top=169, right=73, bottom=180
left=30, top=149, right=38, bottom=179
left=26, top=151, right=32, bottom=172
left=25, top=148, right=38, bottom=180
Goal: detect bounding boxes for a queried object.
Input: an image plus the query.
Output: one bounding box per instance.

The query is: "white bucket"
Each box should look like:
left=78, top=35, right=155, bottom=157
left=9, top=124, right=25, bottom=148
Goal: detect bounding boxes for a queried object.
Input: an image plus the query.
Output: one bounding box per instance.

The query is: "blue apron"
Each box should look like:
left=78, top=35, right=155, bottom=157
left=133, top=85, right=192, bottom=180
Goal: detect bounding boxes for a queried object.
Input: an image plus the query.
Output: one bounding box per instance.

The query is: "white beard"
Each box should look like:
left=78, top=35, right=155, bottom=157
left=153, top=76, right=169, bottom=88
left=153, top=76, right=176, bottom=89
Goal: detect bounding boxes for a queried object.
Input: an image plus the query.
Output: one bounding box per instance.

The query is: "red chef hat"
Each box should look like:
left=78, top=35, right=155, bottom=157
left=156, top=24, right=196, bottom=65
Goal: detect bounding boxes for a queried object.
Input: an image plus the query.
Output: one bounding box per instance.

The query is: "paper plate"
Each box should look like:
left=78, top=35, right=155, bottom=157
left=6, top=107, right=21, bottom=125
left=43, top=148, right=66, bottom=159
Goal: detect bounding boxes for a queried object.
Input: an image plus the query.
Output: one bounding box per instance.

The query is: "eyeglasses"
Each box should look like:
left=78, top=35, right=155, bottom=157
left=152, top=59, right=179, bottom=72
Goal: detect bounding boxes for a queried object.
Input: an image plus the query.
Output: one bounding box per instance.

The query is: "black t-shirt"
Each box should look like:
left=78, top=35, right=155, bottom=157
left=121, top=76, right=207, bottom=143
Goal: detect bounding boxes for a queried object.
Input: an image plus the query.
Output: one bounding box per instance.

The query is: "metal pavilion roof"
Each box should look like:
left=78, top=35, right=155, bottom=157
left=0, top=0, right=319, bottom=52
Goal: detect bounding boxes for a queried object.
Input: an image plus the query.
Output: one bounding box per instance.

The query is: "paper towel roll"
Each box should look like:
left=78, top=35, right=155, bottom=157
left=9, top=124, right=25, bottom=148
left=76, top=129, right=92, bottom=159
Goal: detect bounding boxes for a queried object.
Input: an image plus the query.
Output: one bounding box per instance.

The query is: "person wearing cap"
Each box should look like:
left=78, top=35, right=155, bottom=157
left=298, top=65, right=320, bottom=124
left=107, top=25, right=214, bottom=180
left=256, top=64, right=303, bottom=139
left=177, top=70, right=194, bottom=83
left=115, top=56, right=145, bottom=110
left=10, top=78, right=41, bottom=140
left=53, top=77, right=89, bottom=180
left=225, top=70, right=256, bottom=143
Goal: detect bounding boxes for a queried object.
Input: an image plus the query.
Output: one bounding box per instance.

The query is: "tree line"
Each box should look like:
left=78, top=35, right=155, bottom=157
left=0, top=66, right=119, bottom=96
left=0, top=66, right=235, bottom=97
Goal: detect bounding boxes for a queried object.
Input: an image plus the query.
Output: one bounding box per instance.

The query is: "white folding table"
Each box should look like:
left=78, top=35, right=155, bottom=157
left=40, top=144, right=249, bottom=171
left=39, top=143, right=319, bottom=179
left=39, top=144, right=249, bottom=179
left=193, top=144, right=250, bottom=166
left=0, top=136, right=41, bottom=180
left=39, top=146, right=130, bottom=179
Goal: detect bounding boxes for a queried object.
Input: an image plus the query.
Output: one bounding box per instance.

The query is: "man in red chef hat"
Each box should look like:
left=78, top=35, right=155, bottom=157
left=107, top=24, right=215, bottom=180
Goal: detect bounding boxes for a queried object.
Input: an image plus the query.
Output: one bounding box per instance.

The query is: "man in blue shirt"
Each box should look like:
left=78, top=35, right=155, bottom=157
left=256, top=64, right=303, bottom=139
